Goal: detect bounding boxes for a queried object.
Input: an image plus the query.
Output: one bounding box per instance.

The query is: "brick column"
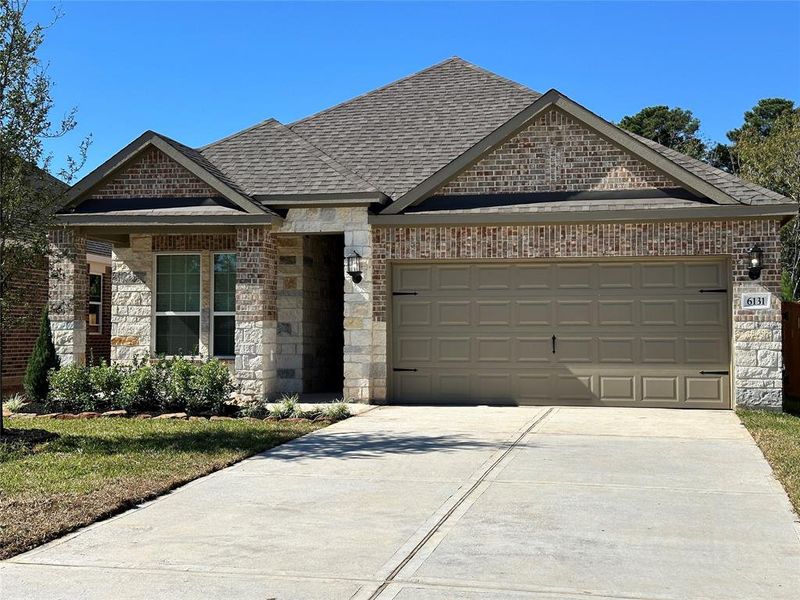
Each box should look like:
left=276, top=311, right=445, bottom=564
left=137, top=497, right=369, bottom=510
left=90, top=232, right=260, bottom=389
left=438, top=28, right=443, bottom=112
left=235, top=226, right=278, bottom=400
left=48, top=229, right=88, bottom=365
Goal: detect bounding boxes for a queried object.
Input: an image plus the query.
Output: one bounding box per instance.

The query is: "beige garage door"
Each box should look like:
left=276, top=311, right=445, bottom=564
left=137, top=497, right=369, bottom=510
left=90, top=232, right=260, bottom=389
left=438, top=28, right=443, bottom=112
left=390, top=260, right=730, bottom=408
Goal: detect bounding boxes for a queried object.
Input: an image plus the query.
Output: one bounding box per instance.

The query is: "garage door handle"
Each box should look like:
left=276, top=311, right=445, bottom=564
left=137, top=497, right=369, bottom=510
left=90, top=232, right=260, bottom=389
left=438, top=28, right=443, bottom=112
left=699, top=288, right=727, bottom=294
left=552, top=335, right=557, bottom=354
left=393, top=368, right=418, bottom=372
left=699, top=370, right=729, bottom=375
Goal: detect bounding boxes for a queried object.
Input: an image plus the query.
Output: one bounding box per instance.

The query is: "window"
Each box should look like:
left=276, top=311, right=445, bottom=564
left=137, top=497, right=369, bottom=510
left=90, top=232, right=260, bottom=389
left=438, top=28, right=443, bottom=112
left=155, top=254, right=201, bottom=356
left=212, top=253, right=236, bottom=357
left=88, top=273, right=103, bottom=334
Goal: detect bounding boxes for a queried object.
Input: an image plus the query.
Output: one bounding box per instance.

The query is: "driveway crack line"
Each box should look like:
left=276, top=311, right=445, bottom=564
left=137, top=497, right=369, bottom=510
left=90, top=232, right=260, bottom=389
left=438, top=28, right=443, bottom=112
left=362, top=406, right=556, bottom=600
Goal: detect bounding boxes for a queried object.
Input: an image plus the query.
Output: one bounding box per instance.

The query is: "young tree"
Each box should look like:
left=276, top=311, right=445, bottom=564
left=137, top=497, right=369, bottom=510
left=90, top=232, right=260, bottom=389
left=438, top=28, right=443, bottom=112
left=23, top=305, right=58, bottom=401
left=618, top=105, right=707, bottom=160
left=0, top=1, right=89, bottom=433
left=735, top=111, right=800, bottom=300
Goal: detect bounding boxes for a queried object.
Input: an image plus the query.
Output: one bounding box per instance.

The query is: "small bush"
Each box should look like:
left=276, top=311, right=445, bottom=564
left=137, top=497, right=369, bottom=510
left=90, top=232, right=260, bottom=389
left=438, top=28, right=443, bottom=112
left=270, top=394, right=300, bottom=419
left=163, top=357, right=195, bottom=413
left=88, top=362, right=127, bottom=412
left=48, top=364, right=94, bottom=413
left=187, top=359, right=235, bottom=415
left=4, top=393, right=28, bottom=413
left=239, top=396, right=271, bottom=419
left=120, top=361, right=164, bottom=413
left=322, top=401, right=351, bottom=422
left=23, top=307, right=60, bottom=402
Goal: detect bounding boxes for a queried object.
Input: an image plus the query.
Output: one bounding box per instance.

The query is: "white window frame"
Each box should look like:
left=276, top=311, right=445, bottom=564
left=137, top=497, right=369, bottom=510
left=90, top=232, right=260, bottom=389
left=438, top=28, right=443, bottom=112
left=211, top=252, right=236, bottom=358
left=153, top=252, right=203, bottom=357
left=88, top=273, right=103, bottom=335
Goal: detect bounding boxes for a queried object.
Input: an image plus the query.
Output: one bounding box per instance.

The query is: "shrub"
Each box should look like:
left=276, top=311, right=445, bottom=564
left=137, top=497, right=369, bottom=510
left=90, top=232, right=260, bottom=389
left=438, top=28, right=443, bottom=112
left=163, top=357, right=195, bottom=413
left=187, top=359, right=235, bottom=415
left=322, top=401, right=351, bottom=422
left=120, top=362, right=163, bottom=413
left=4, top=393, right=27, bottom=413
left=270, top=394, right=300, bottom=419
left=48, top=364, right=94, bottom=413
left=88, top=362, right=126, bottom=412
left=239, top=396, right=271, bottom=419
left=23, top=307, right=60, bottom=402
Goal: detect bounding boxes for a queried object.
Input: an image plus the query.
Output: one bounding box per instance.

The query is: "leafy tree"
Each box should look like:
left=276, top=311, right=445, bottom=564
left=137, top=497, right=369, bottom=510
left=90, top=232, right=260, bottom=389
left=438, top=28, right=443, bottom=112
left=618, top=105, right=707, bottom=160
left=23, top=306, right=59, bottom=401
left=0, top=2, right=89, bottom=433
left=709, top=98, right=798, bottom=172
left=735, top=110, right=800, bottom=300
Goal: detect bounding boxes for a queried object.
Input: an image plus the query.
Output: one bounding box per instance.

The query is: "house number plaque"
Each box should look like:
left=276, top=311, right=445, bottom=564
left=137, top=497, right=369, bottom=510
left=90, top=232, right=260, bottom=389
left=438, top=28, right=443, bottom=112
left=740, top=292, right=771, bottom=310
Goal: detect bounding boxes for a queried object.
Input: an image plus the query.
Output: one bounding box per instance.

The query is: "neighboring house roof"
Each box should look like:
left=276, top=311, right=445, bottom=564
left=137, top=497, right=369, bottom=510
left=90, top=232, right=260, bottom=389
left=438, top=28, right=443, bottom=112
left=65, top=56, right=794, bottom=219
left=200, top=119, right=381, bottom=200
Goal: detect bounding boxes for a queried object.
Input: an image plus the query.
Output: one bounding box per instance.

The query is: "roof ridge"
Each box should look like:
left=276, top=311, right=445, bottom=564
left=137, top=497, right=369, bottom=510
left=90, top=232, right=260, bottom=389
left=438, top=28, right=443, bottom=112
left=289, top=57, right=481, bottom=128
left=455, top=57, right=541, bottom=96
left=199, top=118, right=279, bottom=151
left=282, top=125, right=381, bottom=193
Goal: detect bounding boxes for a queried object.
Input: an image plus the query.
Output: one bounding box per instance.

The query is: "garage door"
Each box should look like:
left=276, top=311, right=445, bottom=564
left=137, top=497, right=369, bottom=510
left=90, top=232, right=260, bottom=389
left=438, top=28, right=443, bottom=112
left=390, top=260, right=730, bottom=408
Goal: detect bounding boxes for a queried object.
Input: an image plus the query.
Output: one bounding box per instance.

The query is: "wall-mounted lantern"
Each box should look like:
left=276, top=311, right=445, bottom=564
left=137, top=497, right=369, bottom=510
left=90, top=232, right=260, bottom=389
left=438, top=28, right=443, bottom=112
left=748, top=244, right=764, bottom=280
left=346, top=251, right=363, bottom=284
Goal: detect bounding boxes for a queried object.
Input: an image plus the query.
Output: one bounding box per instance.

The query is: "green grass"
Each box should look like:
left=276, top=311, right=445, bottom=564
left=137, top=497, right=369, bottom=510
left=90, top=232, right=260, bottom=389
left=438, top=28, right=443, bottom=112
left=0, top=416, right=324, bottom=559
left=738, top=409, right=800, bottom=514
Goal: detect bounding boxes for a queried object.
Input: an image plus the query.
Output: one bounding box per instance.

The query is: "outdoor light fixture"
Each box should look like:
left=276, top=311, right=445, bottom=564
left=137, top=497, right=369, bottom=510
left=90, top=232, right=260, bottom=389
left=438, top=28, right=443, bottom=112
left=748, top=244, right=764, bottom=280
left=346, top=251, right=363, bottom=284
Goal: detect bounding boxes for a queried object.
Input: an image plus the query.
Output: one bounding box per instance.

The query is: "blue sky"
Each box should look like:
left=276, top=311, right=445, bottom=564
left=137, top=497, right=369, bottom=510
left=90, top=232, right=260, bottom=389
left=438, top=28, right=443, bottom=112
left=26, top=1, right=800, bottom=177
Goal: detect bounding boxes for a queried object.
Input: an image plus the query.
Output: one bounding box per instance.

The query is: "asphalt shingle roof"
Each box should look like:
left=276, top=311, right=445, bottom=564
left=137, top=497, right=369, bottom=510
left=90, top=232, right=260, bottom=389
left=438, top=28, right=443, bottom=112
left=288, top=57, right=541, bottom=199
left=200, top=119, right=378, bottom=197
left=627, top=132, right=793, bottom=206
left=187, top=57, right=791, bottom=209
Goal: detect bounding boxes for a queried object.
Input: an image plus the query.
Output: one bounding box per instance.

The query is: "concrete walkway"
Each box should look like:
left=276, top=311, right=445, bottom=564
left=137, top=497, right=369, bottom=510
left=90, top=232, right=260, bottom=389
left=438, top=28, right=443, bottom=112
left=3, top=406, right=800, bottom=599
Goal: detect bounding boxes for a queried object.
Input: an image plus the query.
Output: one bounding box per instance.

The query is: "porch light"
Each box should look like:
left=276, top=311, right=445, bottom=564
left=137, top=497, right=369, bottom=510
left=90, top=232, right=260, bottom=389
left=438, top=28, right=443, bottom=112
left=747, top=244, right=763, bottom=280
left=346, top=251, right=363, bottom=284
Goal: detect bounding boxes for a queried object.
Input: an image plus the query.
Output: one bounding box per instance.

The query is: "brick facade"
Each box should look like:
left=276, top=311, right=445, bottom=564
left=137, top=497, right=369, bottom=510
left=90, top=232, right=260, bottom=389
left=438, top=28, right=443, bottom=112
left=86, top=265, right=112, bottom=365
left=436, top=108, right=676, bottom=196
left=372, top=219, right=783, bottom=409
left=1, top=260, right=48, bottom=394
left=89, top=147, right=219, bottom=199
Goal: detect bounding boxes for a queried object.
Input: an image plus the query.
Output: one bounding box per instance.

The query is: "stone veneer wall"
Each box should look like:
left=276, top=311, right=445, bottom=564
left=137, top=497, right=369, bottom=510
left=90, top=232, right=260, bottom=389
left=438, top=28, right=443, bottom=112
left=372, top=219, right=784, bottom=409
left=275, top=208, right=375, bottom=402
left=49, top=229, right=88, bottom=366
left=436, top=108, right=676, bottom=195
left=235, top=227, right=277, bottom=400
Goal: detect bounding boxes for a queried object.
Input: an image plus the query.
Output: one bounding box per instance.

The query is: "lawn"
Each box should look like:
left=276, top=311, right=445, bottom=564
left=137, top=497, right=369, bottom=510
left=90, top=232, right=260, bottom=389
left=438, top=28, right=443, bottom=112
left=738, top=409, right=800, bottom=514
left=0, top=416, right=324, bottom=559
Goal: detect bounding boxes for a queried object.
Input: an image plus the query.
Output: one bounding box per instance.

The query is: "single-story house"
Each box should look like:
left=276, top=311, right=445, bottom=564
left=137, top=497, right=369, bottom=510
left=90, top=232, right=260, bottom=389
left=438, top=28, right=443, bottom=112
left=53, top=57, right=794, bottom=410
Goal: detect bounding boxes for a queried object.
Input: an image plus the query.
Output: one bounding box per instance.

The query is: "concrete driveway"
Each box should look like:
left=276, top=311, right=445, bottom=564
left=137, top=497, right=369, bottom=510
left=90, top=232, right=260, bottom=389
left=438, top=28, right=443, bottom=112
left=3, top=406, right=800, bottom=599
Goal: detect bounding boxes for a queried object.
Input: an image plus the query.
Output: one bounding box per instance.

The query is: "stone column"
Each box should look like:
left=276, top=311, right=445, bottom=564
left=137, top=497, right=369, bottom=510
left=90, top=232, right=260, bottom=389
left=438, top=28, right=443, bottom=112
left=110, top=234, right=153, bottom=364
left=48, top=228, right=88, bottom=365
left=343, top=215, right=373, bottom=402
left=733, top=233, right=783, bottom=410
left=235, top=226, right=278, bottom=400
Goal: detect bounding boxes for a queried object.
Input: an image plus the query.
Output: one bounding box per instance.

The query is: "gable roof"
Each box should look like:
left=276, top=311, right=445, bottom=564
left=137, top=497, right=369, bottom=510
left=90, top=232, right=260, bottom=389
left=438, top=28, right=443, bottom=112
left=380, top=89, right=796, bottom=214
left=200, top=118, right=383, bottom=201
left=64, top=131, right=273, bottom=216
left=289, top=57, right=541, bottom=199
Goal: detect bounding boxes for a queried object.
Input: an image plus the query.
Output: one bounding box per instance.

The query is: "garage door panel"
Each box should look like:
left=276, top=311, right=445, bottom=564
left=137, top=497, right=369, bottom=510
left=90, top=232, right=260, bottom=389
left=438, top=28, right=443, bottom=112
left=437, top=301, right=471, bottom=326
left=642, top=262, right=679, bottom=288
left=556, top=300, right=593, bottom=326
left=598, top=300, right=635, bottom=325
left=391, top=260, right=729, bottom=408
left=396, top=300, right=432, bottom=327
left=476, top=301, right=512, bottom=326
left=517, top=300, right=552, bottom=326
left=684, top=261, right=725, bottom=288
